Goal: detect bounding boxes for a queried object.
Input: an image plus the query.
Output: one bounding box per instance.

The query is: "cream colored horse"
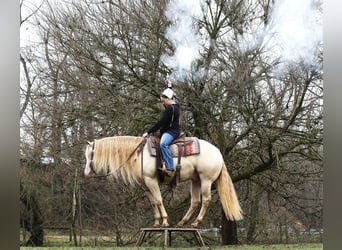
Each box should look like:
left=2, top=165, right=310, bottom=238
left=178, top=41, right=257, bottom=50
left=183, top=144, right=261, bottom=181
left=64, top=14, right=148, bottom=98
left=84, top=136, right=243, bottom=227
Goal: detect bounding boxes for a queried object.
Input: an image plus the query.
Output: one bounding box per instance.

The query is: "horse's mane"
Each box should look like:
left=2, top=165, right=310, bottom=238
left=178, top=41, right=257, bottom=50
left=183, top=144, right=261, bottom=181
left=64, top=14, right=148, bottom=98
left=93, top=136, right=142, bottom=184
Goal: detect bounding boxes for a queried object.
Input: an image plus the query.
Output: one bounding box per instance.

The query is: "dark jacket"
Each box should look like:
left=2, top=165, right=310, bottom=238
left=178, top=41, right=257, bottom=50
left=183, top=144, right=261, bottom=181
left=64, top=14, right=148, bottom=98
left=147, top=103, right=180, bottom=136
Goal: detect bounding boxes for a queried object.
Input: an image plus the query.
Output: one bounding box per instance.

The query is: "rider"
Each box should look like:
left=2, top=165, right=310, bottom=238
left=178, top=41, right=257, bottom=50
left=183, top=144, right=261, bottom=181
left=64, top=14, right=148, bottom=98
left=142, top=79, right=180, bottom=175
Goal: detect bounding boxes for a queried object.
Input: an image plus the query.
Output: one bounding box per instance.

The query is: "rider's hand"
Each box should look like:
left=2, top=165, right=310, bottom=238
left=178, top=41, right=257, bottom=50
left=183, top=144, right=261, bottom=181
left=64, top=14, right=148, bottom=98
left=165, top=79, right=172, bottom=88
left=142, top=132, right=148, bottom=138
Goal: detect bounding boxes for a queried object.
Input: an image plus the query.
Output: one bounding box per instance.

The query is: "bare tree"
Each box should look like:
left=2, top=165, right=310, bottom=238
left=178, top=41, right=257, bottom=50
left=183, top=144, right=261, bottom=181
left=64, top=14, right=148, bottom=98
left=20, top=0, right=322, bottom=246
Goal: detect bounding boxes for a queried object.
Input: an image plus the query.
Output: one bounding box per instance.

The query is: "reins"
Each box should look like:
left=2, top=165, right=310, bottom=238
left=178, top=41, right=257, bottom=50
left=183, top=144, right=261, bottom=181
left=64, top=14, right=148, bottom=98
left=126, top=137, right=148, bottom=186
left=127, top=137, right=146, bottom=161
left=139, top=138, right=147, bottom=185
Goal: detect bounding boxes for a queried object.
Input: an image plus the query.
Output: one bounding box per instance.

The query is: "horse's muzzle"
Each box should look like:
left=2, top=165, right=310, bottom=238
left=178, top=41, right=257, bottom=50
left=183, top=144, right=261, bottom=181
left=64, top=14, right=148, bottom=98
left=84, top=164, right=96, bottom=177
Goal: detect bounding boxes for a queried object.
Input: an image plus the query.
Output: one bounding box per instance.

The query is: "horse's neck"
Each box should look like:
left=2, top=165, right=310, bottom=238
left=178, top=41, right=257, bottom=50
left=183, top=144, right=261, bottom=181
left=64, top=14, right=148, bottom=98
left=93, top=136, right=142, bottom=183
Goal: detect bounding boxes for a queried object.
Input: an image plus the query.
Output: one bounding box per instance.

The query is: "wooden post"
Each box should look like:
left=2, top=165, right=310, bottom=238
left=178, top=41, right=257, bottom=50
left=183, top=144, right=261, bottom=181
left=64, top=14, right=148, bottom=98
left=164, top=228, right=168, bottom=247
left=70, top=168, right=78, bottom=246
left=221, top=208, right=237, bottom=245
left=78, top=172, right=82, bottom=246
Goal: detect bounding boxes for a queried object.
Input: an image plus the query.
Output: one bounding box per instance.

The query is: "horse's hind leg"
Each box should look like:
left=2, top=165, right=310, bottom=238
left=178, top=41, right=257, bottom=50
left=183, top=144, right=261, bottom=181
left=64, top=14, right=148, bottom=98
left=191, top=179, right=212, bottom=228
left=177, top=178, right=201, bottom=227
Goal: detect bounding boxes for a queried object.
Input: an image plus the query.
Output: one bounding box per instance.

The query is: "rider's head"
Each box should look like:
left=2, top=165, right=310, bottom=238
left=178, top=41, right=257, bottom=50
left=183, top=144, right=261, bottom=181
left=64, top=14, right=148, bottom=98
left=161, top=88, right=174, bottom=100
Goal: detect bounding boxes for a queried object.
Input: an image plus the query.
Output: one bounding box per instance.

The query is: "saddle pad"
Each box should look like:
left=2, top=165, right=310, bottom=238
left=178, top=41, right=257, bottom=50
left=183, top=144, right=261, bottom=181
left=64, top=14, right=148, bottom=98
left=147, top=137, right=200, bottom=158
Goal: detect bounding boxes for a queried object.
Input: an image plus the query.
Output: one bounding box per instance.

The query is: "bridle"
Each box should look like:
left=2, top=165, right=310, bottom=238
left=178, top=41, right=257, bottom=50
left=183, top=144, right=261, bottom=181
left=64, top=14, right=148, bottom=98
left=87, top=140, right=112, bottom=179
left=89, top=140, right=96, bottom=175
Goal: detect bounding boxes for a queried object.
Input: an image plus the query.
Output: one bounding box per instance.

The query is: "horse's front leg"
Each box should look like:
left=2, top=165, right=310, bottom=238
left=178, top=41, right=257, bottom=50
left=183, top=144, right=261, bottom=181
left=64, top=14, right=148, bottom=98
left=145, top=177, right=169, bottom=227
left=159, top=203, right=169, bottom=227
left=145, top=191, right=162, bottom=227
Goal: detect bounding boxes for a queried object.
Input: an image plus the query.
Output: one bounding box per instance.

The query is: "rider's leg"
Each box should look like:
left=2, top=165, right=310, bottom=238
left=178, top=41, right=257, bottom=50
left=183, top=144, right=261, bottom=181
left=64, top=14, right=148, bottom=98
left=160, top=132, right=175, bottom=171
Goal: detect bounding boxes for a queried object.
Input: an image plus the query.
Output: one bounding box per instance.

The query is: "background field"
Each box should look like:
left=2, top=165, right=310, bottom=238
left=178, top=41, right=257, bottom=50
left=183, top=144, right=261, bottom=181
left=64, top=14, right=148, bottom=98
left=20, top=228, right=322, bottom=250
left=20, top=243, right=323, bottom=250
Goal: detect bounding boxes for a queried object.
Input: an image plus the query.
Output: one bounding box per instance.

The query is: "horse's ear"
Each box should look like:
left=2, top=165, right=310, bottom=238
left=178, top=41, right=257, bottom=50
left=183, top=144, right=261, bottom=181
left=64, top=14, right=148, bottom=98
left=87, top=141, right=92, bottom=145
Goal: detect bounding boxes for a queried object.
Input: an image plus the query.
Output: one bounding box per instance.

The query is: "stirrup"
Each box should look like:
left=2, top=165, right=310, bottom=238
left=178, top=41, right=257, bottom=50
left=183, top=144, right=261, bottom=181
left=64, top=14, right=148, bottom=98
left=164, top=169, right=174, bottom=177
left=158, top=162, right=167, bottom=172
left=157, top=164, right=174, bottom=177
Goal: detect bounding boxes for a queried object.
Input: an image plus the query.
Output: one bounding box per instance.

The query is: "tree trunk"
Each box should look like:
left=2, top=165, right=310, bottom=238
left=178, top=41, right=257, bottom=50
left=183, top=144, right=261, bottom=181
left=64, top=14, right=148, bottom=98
left=247, top=186, right=260, bottom=243
left=20, top=183, right=44, bottom=246
left=221, top=208, right=238, bottom=245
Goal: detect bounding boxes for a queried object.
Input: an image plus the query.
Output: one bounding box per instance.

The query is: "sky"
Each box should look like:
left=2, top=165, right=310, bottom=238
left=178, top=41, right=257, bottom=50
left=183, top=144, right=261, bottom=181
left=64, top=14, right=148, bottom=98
left=20, top=0, right=323, bottom=80
left=20, top=0, right=45, bottom=47
left=160, top=0, right=322, bottom=81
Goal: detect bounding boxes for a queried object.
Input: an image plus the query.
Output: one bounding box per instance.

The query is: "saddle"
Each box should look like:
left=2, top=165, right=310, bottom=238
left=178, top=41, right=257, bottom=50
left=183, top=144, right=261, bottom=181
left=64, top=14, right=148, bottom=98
left=147, top=133, right=200, bottom=186
left=148, top=134, right=200, bottom=158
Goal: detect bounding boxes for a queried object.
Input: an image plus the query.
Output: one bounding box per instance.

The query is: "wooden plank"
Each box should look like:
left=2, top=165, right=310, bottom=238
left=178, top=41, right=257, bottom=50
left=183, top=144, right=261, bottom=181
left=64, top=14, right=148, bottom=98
left=136, top=228, right=205, bottom=247
left=194, top=230, right=205, bottom=246
left=135, top=230, right=146, bottom=246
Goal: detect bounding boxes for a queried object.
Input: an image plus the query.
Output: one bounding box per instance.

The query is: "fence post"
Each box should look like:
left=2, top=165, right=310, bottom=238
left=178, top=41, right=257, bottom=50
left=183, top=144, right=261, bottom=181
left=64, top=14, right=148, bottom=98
left=71, top=168, right=78, bottom=246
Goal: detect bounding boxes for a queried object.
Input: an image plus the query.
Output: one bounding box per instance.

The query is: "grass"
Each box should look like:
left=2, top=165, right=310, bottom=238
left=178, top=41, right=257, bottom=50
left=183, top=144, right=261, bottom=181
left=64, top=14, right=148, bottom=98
left=20, top=228, right=323, bottom=250
left=20, top=243, right=323, bottom=250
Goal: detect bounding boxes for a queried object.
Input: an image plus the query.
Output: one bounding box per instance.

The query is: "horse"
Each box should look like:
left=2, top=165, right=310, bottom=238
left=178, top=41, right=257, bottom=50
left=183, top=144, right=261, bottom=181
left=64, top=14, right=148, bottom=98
left=84, top=136, right=243, bottom=228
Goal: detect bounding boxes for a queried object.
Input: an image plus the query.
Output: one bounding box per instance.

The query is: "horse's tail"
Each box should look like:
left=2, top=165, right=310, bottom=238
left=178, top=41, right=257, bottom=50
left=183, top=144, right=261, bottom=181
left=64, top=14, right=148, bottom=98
left=216, top=162, right=243, bottom=221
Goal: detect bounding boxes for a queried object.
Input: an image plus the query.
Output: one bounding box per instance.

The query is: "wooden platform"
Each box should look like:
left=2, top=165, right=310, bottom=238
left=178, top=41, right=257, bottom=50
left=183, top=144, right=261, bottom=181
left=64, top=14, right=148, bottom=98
left=136, top=227, right=205, bottom=247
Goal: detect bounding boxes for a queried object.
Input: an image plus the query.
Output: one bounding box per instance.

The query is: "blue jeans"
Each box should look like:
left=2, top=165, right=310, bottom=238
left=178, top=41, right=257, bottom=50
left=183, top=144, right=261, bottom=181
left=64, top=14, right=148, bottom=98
left=160, top=132, right=176, bottom=171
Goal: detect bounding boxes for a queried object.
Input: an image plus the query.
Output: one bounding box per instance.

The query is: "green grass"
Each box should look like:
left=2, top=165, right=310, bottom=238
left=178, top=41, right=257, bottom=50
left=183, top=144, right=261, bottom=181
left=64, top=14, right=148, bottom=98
left=20, top=228, right=323, bottom=250
left=20, top=243, right=323, bottom=250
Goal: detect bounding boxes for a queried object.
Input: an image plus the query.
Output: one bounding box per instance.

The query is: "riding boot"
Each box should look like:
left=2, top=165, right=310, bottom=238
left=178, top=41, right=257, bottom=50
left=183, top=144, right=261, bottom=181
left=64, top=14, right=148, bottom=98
left=158, top=162, right=173, bottom=177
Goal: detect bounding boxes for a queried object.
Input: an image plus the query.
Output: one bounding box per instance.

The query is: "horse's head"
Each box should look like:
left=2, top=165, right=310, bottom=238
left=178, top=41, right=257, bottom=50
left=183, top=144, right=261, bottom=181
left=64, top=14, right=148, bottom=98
left=84, top=141, right=96, bottom=177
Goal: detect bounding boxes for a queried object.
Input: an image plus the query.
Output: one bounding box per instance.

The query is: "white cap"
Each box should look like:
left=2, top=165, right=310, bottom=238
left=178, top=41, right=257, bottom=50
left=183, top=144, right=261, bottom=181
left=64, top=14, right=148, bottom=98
left=161, top=88, right=174, bottom=99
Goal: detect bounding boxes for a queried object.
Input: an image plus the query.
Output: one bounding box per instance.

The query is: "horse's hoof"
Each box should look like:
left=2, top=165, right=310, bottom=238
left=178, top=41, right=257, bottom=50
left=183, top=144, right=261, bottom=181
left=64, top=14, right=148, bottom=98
left=176, top=221, right=185, bottom=228
left=153, top=223, right=161, bottom=228
left=191, top=221, right=200, bottom=228
left=161, top=223, right=170, bottom=228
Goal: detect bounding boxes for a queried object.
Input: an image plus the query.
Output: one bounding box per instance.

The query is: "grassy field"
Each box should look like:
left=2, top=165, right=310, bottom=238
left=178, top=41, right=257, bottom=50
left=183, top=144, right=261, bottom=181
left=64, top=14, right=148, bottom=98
left=20, top=228, right=322, bottom=250
left=20, top=243, right=323, bottom=250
